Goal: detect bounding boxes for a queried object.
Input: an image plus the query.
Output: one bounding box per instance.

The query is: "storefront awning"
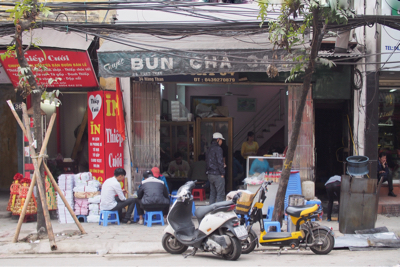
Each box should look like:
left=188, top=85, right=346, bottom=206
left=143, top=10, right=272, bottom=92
left=97, top=33, right=297, bottom=78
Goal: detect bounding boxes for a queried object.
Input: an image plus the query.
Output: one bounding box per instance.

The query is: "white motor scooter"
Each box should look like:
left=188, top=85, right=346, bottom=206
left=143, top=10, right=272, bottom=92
left=162, top=181, right=248, bottom=261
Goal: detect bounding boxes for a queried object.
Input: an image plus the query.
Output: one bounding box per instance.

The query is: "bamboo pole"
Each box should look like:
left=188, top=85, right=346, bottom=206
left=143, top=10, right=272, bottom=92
left=43, top=162, right=86, bottom=234
left=7, top=101, right=57, bottom=250
left=7, top=101, right=55, bottom=243
left=21, top=104, right=57, bottom=250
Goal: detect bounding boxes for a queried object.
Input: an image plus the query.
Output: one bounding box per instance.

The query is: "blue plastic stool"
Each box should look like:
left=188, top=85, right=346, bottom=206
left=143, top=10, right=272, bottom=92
left=170, top=190, right=178, bottom=204
left=306, top=200, right=323, bottom=221
left=132, top=204, right=140, bottom=222
left=264, top=206, right=274, bottom=222
left=192, top=201, right=196, bottom=216
left=144, top=211, right=164, bottom=227
left=263, top=221, right=281, bottom=232
left=76, top=215, right=87, bottom=223
left=99, top=210, right=120, bottom=226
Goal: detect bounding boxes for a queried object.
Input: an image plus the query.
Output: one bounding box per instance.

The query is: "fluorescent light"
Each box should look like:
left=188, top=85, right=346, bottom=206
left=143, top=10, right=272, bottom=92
left=390, top=89, right=397, bottom=92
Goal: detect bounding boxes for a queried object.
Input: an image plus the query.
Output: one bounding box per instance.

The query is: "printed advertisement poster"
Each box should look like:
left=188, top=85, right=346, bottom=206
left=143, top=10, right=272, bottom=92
left=0, top=49, right=99, bottom=87
left=103, top=91, right=124, bottom=187
left=88, top=91, right=124, bottom=187
left=88, top=91, right=105, bottom=183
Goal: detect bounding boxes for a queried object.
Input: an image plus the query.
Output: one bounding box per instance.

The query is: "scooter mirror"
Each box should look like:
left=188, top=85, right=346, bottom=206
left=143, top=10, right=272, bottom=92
left=177, top=181, right=196, bottom=197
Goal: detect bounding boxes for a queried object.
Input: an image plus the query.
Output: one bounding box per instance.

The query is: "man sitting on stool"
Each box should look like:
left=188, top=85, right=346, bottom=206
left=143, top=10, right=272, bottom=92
left=378, top=152, right=397, bottom=197
left=100, top=168, right=136, bottom=223
left=136, top=170, right=170, bottom=225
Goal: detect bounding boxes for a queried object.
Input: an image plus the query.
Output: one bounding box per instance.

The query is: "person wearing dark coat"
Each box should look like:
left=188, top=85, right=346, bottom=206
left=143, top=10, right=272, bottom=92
left=206, top=132, right=225, bottom=204
left=136, top=170, right=170, bottom=224
left=378, top=152, right=397, bottom=197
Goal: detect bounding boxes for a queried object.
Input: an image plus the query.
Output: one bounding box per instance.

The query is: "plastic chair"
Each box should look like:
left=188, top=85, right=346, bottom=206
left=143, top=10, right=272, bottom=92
left=264, top=206, right=274, bottom=222
left=238, top=213, right=250, bottom=227
left=144, top=211, right=164, bottom=227
left=284, top=172, right=302, bottom=219
left=99, top=210, right=120, bottom=226
left=132, top=204, right=140, bottom=222
left=192, top=188, right=206, bottom=201
left=77, top=215, right=87, bottom=223
left=263, top=221, right=281, bottom=232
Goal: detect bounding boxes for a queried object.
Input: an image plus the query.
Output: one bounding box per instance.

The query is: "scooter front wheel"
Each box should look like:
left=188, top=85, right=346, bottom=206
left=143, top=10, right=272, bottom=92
left=222, top=236, right=242, bottom=261
left=309, top=229, right=334, bottom=255
left=241, top=229, right=257, bottom=254
left=162, top=233, right=188, bottom=254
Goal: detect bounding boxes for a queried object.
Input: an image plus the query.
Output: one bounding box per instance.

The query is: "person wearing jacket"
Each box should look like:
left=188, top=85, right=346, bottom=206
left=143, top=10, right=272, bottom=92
left=206, top=132, right=225, bottom=204
left=136, top=170, right=170, bottom=225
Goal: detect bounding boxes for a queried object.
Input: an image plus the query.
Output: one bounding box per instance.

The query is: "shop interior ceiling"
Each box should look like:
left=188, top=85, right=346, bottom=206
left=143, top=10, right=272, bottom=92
left=208, top=85, right=248, bottom=97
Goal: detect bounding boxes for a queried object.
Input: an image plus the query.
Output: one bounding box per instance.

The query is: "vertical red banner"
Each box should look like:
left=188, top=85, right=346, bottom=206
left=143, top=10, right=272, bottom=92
left=88, top=91, right=106, bottom=183
left=103, top=91, right=124, bottom=187
left=88, top=91, right=124, bottom=187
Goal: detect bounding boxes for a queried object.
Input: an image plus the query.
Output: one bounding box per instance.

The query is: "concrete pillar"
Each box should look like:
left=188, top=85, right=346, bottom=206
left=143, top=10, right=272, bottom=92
left=121, top=77, right=133, bottom=193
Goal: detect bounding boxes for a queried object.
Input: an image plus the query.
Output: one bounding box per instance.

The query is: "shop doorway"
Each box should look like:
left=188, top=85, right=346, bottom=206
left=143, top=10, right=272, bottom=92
left=314, top=101, right=350, bottom=195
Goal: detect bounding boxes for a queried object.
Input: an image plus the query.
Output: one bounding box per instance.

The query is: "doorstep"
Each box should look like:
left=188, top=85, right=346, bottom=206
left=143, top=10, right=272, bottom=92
left=377, top=195, right=400, bottom=215
left=378, top=180, right=400, bottom=197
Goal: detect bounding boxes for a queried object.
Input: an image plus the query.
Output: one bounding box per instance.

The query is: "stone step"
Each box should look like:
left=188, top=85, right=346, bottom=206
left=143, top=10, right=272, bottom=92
left=378, top=180, right=400, bottom=197
left=377, top=196, right=400, bottom=215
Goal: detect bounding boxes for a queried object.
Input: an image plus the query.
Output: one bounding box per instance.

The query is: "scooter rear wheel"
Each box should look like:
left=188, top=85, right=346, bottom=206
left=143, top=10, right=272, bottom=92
left=222, top=236, right=242, bottom=261
left=308, top=229, right=334, bottom=255
left=241, top=229, right=257, bottom=254
left=162, top=233, right=188, bottom=254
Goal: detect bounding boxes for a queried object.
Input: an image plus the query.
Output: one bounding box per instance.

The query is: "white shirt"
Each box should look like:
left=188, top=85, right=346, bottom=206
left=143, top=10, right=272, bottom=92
left=325, top=175, right=341, bottom=186
left=100, top=177, right=126, bottom=210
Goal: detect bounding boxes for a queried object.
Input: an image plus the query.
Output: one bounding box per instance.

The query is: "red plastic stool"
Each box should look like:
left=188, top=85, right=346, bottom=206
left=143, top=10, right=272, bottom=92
left=192, top=188, right=206, bottom=201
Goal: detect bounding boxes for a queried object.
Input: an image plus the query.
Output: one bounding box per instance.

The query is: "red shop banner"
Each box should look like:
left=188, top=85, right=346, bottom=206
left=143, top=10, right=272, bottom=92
left=88, top=91, right=124, bottom=187
left=0, top=49, right=98, bottom=88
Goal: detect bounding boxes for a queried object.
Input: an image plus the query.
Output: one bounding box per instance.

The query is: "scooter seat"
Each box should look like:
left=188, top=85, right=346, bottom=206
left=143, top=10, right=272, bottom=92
left=285, top=204, right=316, bottom=217
left=195, top=201, right=234, bottom=222
left=262, top=232, right=292, bottom=240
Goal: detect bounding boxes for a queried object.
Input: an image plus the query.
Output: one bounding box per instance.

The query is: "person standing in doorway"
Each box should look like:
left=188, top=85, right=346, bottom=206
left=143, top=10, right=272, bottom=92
left=378, top=152, right=397, bottom=197
left=206, top=132, right=225, bottom=204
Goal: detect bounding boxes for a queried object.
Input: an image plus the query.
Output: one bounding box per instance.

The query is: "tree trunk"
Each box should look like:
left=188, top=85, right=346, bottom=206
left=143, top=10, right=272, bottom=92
left=14, top=1, right=47, bottom=234
left=272, top=8, right=325, bottom=225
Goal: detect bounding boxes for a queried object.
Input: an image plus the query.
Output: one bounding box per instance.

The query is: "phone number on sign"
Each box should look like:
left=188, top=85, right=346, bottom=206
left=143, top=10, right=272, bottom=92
left=204, top=78, right=236, bottom=82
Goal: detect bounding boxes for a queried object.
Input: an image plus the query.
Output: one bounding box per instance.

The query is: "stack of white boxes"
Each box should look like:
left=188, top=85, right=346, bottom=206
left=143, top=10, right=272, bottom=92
left=171, top=101, right=189, bottom=121
left=57, top=174, right=75, bottom=223
left=87, top=193, right=101, bottom=223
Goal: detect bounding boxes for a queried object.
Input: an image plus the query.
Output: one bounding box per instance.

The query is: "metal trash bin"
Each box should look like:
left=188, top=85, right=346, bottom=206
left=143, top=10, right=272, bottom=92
left=346, top=156, right=369, bottom=176
left=339, top=175, right=378, bottom=234
left=287, top=194, right=305, bottom=232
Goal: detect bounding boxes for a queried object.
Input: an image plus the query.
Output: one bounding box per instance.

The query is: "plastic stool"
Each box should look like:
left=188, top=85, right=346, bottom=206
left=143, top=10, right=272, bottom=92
left=264, top=206, right=274, bottom=222
left=170, top=190, right=178, bottom=204
left=192, top=201, right=196, bottom=216
left=77, top=215, right=87, bottom=223
left=192, top=188, right=206, bottom=201
left=263, top=221, right=281, bottom=232
left=99, top=210, right=120, bottom=226
left=144, top=211, right=164, bottom=227
left=132, top=204, right=140, bottom=222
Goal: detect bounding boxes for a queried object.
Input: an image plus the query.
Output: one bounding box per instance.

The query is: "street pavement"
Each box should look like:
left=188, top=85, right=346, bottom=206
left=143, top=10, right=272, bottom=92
left=0, top=192, right=400, bottom=261
left=0, top=208, right=400, bottom=255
